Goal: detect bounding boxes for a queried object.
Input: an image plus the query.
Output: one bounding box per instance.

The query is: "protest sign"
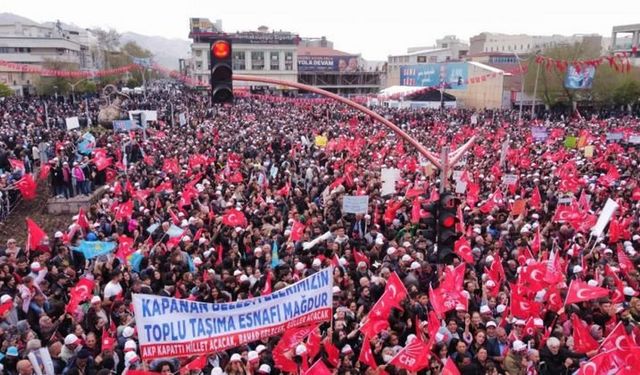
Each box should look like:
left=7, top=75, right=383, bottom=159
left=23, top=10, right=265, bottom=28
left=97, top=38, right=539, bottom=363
left=342, top=195, right=369, bottom=214
left=606, top=132, right=623, bottom=142
left=113, top=120, right=138, bottom=132
left=502, top=174, right=518, bottom=185
left=564, top=136, right=577, bottom=149
left=584, top=145, right=594, bottom=158
left=65, top=117, right=80, bottom=131
left=531, top=127, right=548, bottom=141
left=381, top=168, right=400, bottom=196
left=629, top=135, right=640, bottom=144
left=592, top=198, right=618, bottom=238
left=179, top=113, right=187, bottom=126
left=314, top=135, right=328, bottom=147
left=132, top=267, right=333, bottom=359
left=511, top=199, right=526, bottom=216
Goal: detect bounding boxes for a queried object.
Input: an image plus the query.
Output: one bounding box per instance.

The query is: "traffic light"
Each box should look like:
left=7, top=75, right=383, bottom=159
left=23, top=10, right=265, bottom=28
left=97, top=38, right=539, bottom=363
left=418, top=201, right=438, bottom=242
left=437, top=191, right=461, bottom=264
left=210, top=39, right=233, bottom=104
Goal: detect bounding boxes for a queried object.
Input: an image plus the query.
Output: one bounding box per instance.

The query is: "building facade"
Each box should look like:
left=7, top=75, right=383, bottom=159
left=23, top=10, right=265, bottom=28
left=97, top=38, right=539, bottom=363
left=188, top=20, right=299, bottom=90
left=0, top=18, right=99, bottom=95
left=386, top=35, right=468, bottom=87
left=470, top=32, right=604, bottom=55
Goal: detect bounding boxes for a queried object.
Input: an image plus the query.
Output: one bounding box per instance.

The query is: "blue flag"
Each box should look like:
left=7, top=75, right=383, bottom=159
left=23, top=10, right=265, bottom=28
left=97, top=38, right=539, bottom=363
left=187, top=253, right=195, bottom=273
left=128, top=251, right=144, bottom=272
left=271, top=240, right=279, bottom=268
left=73, top=240, right=116, bottom=259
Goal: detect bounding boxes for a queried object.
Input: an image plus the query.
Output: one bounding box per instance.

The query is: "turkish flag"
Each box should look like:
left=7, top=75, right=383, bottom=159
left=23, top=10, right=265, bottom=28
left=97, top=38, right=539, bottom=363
left=280, top=324, right=318, bottom=352
left=359, top=317, right=389, bottom=338
left=277, top=181, right=291, bottom=197
left=324, top=339, right=340, bottom=368
left=162, top=158, right=180, bottom=175
left=617, top=247, right=634, bottom=274
left=0, top=300, right=13, bottom=315
left=405, top=185, right=425, bottom=199
left=600, top=322, right=634, bottom=353
left=442, top=357, right=462, bottom=375
left=632, top=187, right=640, bottom=201
left=26, top=217, right=47, bottom=251
left=479, top=189, right=504, bottom=214
left=16, top=173, right=37, bottom=200
left=565, top=280, right=611, bottom=306
left=306, top=328, right=322, bottom=360
left=353, top=248, right=370, bottom=266
left=510, top=289, right=540, bottom=319
left=261, top=272, right=272, bottom=295
left=93, top=156, right=113, bottom=171
left=9, top=158, right=25, bottom=171
left=304, top=360, right=333, bottom=375
left=383, top=200, right=403, bottom=224
left=530, top=185, right=542, bottom=209
left=76, top=208, right=90, bottom=230
left=358, top=340, right=377, bottom=369
left=222, top=209, right=248, bottom=227
left=126, top=371, right=162, bottom=375
left=386, top=272, right=408, bottom=305
left=531, top=227, right=541, bottom=256
left=66, top=278, right=95, bottom=313
left=113, top=200, right=133, bottom=221
left=228, top=171, right=244, bottom=184
left=454, top=237, right=474, bottom=264
left=115, top=235, right=135, bottom=261
left=571, top=314, right=599, bottom=352
left=39, top=163, right=51, bottom=181
left=272, top=345, right=298, bottom=373
left=290, top=220, right=305, bottom=241
left=180, top=356, right=207, bottom=374
left=389, top=337, right=431, bottom=372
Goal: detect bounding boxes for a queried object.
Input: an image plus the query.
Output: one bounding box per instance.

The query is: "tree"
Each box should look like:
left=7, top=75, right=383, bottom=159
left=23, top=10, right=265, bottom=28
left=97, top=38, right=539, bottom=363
left=92, top=28, right=121, bottom=68
left=0, top=82, right=13, bottom=97
left=34, top=59, right=79, bottom=96
left=612, top=79, right=640, bottom=108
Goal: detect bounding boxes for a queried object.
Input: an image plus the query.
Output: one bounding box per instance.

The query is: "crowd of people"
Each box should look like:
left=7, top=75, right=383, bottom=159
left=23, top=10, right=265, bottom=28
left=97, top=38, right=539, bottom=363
left=0, top=83, right=639, bottom=375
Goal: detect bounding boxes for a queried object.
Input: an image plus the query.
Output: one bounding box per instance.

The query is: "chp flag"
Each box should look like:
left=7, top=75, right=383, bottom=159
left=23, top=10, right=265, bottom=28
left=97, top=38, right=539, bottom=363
left=132, top=267, right=333, bottom=359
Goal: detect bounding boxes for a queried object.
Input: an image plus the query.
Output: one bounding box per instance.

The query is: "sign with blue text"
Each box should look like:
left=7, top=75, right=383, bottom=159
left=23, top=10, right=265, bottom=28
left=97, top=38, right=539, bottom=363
left=132, top=267, right=333, bottom=359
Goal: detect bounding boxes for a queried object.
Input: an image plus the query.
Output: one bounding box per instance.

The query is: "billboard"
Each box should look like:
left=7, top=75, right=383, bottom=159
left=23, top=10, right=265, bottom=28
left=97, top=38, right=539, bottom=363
left=400, top=62, right=468, bottom=90
left=297, top=55, right=360, bottom=72
left=564, top=65, right=596, bottom=89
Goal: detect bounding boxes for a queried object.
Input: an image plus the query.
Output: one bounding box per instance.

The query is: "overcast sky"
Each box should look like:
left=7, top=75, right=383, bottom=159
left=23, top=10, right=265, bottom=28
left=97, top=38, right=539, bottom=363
left=4, top=0, right=640, bottom=60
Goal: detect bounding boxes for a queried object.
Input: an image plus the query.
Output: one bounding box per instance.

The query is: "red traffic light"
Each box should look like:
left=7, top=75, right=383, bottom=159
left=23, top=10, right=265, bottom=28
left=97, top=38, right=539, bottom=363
left=442, top=216, right=456, bottom=228
left=212, top=40, right=230, bottom=59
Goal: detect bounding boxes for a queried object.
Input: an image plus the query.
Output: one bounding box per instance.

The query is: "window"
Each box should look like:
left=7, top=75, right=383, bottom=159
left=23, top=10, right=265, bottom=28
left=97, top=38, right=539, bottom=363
left=0, top=47, right=9, bottom=53
left=233, top=51, right=246, bottom=70
left=441, top=43, right=448, bottom=48
left=196, top=61, right=202, bottom=70
left=417, top=56, right=426, bottom=63
left=285, top=52, right=293, bottom=70
left=270, top=52, right=280, bottom=70
left=527, top=44, right=530, bottom=50
left=195, top=50, right=202, bottom=57
left=251, top=51, right=264, bottom=70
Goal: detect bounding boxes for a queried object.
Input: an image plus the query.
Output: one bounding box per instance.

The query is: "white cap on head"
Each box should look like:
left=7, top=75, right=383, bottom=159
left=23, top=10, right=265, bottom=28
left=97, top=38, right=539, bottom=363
left=122, top=326, right=135, bottom=338
left=624, top=287, right=638, bottom=296
left=387, top=247, right=397, bottom=255
left=248, top=351, right=259, bottom=362
left=401, top=254, right=412, bottom=262
left=211, top=367, right=224, bottom=375
left=125, top=351, right=140, bottom=365
left=410, top=261, right=421, bottom=270
left=258, top=364, right=271, bottom=374
left=312, top=258, right=322, bottom=267
left=513, top=340, right=527, bottom=352
left=480, top=305, right=491, bottom=314
left=64, top=334, right=80, bottom=345
left=486, top=321, right=497, bottom=328
left=124, top=340, right=137, bottom=352
left=256, top=345, right=267, bottom=354
left=230, top=353, right=242, bottom=362
left=0, top=295, right=12, bottom=304
left=573, top=265, right=583, bottom=273
left=295, top=344, right=307, bottom=356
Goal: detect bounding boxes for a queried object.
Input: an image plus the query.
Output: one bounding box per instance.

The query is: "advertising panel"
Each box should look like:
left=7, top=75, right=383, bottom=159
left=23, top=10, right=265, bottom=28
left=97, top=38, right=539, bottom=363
left=297, top=55, right=360, bottom=72
left=400, top=63, right=468, bottom=90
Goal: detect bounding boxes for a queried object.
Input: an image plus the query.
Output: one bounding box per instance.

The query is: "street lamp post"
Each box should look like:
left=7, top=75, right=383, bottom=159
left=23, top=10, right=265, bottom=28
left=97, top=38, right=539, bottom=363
left=68, top=79, right=88, bottom=103
left=531, top=52, right=541, bottom=119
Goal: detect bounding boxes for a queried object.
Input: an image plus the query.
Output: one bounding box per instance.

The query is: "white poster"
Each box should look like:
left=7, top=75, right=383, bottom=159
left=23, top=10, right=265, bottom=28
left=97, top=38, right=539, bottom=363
left=502, top=174, right=518, bottom=185
left=342, top=195, right=370, bottom=214
left=591, top=198, right=619, bottom=238
left=132, top=268, right=333, bottom=360
left=143, top=110, right=158, bottom=122
left=65, top=116, right=80, bottom=131
left=179, top=113, right=187, bottom=126
left=381, top=168, right=400, bottom=196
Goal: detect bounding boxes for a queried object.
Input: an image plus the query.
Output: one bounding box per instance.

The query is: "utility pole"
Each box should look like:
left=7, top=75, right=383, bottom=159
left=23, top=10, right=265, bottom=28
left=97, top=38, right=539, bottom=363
left=531, top=62, right=541, bottom=119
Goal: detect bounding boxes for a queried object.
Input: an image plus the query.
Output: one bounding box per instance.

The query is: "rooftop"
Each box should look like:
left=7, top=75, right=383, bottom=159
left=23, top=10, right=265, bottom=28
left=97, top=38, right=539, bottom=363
left=297, top=46, right=354, bottom=56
